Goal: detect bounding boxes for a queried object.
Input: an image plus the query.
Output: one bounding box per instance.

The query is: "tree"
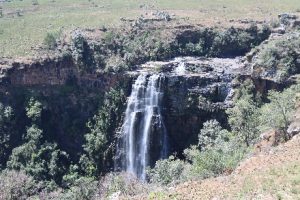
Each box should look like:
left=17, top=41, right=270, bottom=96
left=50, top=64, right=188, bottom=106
left=198, top=119, right=222, bottom=150
left=0, top=103, right=15, bottom=169
left=80, top=88, right=125, bottom=177
left=184, top=130, right=246, bottom=179
left=147, top=156, right=187, bottom=185
left=7, top=98, right=69, bottom=184
left=44, top=33, right=57, bottom=50
left=226, top=80, right=260, bottom=146
left=260, top=85, right=299, bottom=140
left=26, top=98, right=42, bottom=122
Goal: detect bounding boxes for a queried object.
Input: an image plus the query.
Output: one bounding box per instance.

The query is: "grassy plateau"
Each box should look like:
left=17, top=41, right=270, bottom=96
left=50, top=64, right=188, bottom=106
left=0, top=0, right=300, bottom=57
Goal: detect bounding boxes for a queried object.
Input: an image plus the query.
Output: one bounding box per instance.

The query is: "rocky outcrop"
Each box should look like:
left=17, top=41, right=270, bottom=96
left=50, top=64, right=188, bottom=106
left=0, top=55, right=131, bottom=92
left=245, top=22, right=300, bottom=84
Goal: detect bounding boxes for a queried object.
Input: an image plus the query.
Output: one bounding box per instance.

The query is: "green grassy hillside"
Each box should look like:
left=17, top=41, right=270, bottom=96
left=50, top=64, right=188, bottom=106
left=0, top=0, right=299, bottom=57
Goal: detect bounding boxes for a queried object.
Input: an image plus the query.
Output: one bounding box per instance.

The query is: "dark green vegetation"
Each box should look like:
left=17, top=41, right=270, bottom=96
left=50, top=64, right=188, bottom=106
left=68, top=24, right=270, bottom=73
left=0, top=82, right=130, bottom=198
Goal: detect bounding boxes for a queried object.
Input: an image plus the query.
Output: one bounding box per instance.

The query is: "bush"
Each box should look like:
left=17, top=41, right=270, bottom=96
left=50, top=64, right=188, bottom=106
left=259, top=85, right=300, bottom=140
left=147, top=156, right=189, bottom=185
left=7, top=98, right=70, bottom=184
left=80, top=88, right=126, bottom=177
left=226, top=80, right=260, bottom=146
left=44, top=32, right=58, bottom=50
left=105, top=55, right=129, bottom=73
left=61, top=177, right=97, bottom=200
left=0, top=103, right=15, bottom=169
left=198, top=119, right=222, bottom=150
left=95, top=172, right=148, bottom=198
left=71, top=31, right=95, bottom=72
left=185, top=131, right=247, bottom=179
left=255, top=32, right=300, bottom=82
left=0, top=170, right=40, bottom=200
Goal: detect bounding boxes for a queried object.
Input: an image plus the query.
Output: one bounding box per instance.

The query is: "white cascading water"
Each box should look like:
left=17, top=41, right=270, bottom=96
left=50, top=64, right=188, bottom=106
left=116, top=73, right=168, bottom=180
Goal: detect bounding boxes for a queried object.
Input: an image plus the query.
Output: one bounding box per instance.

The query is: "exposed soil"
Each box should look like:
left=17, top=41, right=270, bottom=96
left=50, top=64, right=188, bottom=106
left=167, top=133, right=300, bottom=199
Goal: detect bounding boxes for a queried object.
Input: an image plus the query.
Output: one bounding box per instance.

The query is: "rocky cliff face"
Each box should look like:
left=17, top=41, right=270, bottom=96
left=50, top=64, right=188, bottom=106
left=0, top=20, right=284, bottom=164
left=127, top=57, right=249, bottom=154
left=0, top=55, right=133, bottom=160
left=0, top=55, right=130, bottom=90
left=0, top=52, right=284, bottom=159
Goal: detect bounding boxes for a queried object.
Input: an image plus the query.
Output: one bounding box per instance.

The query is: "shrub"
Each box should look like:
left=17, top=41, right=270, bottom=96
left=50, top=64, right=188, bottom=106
left=95, top=172, right=148, bottom=198
left=71, top=31, right=94, bottom=72
left=0, top=170, right=39, bottom=200
left=147, top=156, right=189, bottom=185
left=0, top=103, right=15, bottom=169
left=44, top=33, right=58, bottom=50
left=80, top=88, right=126, bottom=177
left=198, top=119, right=222, bottom=150
left=185, top=131, right=247, bottom=179
left=61, top=177, right=97, bottom=200
left=259, top=85, right=300, bottom=140
left=105, top=55, right=129, bottom=73
left=226, top=80, right=260, bottom=146
left=26, top=98, right=42, bottom=122
left=255, top=33, right=300, bottom=82
left=7, top=98, right=70, bottom=184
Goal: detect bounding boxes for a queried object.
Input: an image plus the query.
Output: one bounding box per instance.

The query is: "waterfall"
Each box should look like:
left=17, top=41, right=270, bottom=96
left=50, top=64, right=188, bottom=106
left=116, top=73, right=168, bottom=180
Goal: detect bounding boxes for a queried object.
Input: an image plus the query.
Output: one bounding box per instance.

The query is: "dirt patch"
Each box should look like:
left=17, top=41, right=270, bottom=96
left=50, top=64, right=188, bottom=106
left=169, top=134, right=300, bottom=200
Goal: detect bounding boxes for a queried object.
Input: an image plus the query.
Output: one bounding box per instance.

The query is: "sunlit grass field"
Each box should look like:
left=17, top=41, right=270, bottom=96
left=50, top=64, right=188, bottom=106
left=0, top=0, right=299, bottom=57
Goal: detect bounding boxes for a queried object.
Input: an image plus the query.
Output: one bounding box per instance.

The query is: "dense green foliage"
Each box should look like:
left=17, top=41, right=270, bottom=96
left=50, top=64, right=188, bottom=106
left=148, top=156, right=188, bottom=185
left=198, top=119, right=223, bottom=150
left=7, top=98, right=70, bottom=185
left=148, top=119, right=247, bottom=185
left=254, top=32, right=300, bottom=82
left=80, top=88, right=126, bottom=177
left=0, top=103, right=15, bottom=169
left=72, top=25, right=270, bottom=73
left=0, top=80, right=298, bottom=198
left=260, top=85, right=300, bottom=140
left=71, top=31, right=95, bottom=72
left=0, top=84, right=127, bottom=198
left=226, top=80, right=261, bottom=146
